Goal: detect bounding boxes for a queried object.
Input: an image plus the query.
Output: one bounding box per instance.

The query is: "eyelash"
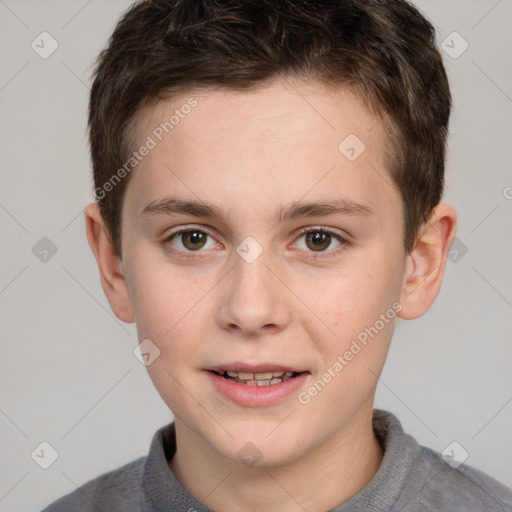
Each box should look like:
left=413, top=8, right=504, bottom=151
left=161, top=226, right=349, bottom=261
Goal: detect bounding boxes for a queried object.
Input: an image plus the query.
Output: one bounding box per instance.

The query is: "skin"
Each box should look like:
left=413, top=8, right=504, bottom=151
left=85, top=77, right=457, bottom=512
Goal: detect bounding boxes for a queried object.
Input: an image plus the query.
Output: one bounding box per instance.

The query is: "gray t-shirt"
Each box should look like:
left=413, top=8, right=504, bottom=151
left=41, top=409, right=512, bottom=511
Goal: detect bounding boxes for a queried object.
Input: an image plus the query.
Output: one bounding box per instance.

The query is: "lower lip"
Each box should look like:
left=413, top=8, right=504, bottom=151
left=206, top=371, right=309, bottom=407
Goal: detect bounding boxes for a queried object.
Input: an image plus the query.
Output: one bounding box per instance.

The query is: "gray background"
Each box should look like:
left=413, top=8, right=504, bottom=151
left=0, top=1, right=511, bottom=510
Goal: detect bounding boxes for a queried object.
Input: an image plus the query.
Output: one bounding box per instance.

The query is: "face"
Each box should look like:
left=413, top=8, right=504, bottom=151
left=119, top=78, right=408, bottom=467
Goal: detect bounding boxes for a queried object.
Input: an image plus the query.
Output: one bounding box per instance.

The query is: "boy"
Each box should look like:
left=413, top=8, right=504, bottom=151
left=42, top=0, right=512, bottom=510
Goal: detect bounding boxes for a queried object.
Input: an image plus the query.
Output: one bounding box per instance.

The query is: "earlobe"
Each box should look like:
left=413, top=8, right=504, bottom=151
left=398, top=203, right=457, bottom=320
left=84, top=203, right=135, bottom=323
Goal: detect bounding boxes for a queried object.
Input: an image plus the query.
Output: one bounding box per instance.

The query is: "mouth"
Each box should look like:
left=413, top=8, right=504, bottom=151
left=206, top=365, right=310, bottom=406
left=209, top=369, right=301, bottom=386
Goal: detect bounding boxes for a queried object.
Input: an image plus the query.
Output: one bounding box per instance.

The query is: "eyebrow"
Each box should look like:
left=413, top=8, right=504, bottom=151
left=140, top=196, right=374, bottom=223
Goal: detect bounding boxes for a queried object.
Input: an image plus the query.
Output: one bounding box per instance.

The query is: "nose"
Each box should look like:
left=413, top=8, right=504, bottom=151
left=215, top=245, right=291, bottom=338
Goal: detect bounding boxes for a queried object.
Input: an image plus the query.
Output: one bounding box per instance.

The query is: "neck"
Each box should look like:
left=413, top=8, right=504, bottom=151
left=169, top=405, right=383, bottom=512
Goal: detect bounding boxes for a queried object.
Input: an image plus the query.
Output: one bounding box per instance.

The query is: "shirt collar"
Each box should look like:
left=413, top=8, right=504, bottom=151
left=142, top=420, right=212, bottom=511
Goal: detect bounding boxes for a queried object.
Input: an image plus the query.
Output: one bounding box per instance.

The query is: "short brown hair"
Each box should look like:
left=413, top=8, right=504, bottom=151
left=89, top=0, right=451, bottom=257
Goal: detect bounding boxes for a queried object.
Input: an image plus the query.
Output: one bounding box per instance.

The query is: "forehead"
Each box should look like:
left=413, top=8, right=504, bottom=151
left=124, top=78, right=399, bottom=225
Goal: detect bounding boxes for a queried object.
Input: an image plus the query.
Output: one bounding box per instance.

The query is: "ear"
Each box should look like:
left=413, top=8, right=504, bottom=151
left=84, top=203, right=134, bottom=323
left=398, top=203, right=457, bottom=320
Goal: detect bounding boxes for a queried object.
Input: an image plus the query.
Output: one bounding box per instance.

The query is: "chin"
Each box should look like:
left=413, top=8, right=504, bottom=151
left=211, top=427, right=308, bottom=469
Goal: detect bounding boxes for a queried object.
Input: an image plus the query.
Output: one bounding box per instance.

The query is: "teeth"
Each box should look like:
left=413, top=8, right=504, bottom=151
left=215, top=370, right=300, bottom=386
left=214, top=369, right=299, bottom=386
left=255, top=372, right=274, bottom=380
left=220, top=370, right=292, bottom=379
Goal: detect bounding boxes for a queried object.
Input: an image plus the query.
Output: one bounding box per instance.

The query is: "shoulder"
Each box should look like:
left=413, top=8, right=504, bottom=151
left=40, top=456, right=147, bottom=512
left=371, top=410, right=512, bottom=512
left=412, top=445, right=512, bottom=511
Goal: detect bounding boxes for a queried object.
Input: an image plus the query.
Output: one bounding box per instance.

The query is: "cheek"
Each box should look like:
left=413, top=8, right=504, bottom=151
left=304, top=261, right=402, bottom=363
left=313, top=266, right=399, bottom=324
left=127, top=257, right=206, bottom=335
left=127, top=268, right=207, bottom=403
left=126, top=276, right=189, bottom=374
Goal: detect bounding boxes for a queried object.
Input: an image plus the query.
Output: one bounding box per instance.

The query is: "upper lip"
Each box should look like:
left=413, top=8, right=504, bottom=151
left=207, top=362, right=308, bottom=373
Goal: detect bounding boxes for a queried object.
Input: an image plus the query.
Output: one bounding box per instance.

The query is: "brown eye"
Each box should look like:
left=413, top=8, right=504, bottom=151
left=179, top=230, right=208, bottom=250
left=294, top=228, right=347, bottom=257
left=304, top=231, right=332, bottom=252
left=162, top=227, right=221, bottom=260
left=165, top=228, right=217, bottom=254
